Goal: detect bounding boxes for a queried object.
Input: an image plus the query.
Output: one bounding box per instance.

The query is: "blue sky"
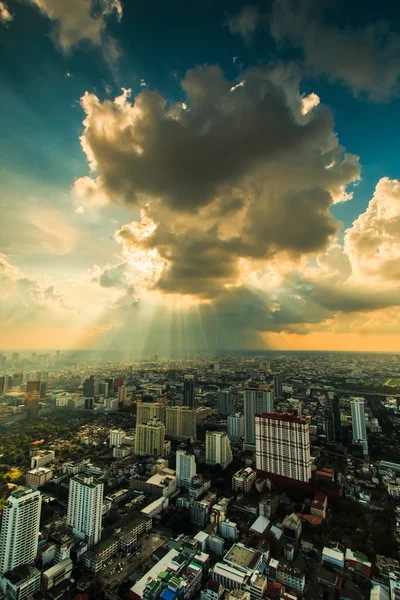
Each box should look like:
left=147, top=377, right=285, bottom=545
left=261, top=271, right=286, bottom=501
left=1, top=0, right=400, bottom=352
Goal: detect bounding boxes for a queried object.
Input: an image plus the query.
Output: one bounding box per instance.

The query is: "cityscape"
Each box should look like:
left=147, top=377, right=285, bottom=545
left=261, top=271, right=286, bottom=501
left=2, top=0, right=400, bottom=599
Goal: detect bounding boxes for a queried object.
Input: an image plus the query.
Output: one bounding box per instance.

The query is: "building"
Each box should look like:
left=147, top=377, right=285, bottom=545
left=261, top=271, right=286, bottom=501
left=243, top=389, right=272, bottom=448
left=136, top=401, right=165, bottom=425
left=67, top=474, right=103, bottom=548
left=176, top=450, right=196, bottom=489
left=109, top=429, right=125, bottom=448
left=345, top=549, right=372, bottom=578
left=228, top=413, right=243, bottom=442
left=217, top=391, right=234, bottom=418
left=282, top=513, right=302, bottom=543
left=322, top=546, right=345, bottom=569
left=118, top=385, right=127, bottom=404
left=211, top=562, right=246, bottom=589
left=184, top=374, right=195, bottom=408
left=351, top=397, right=368, bottom=454
left=206, top=431, right=233, bottom=469
left=190, top=500, right=210, bottom=527
left=232, top=468, right=256, bottom=493
left=0, top=488, right=42, bottom=575
left=325, top=394, right=342, bottom=445
left=135, top=419, right=165, bottom=456
left=273, top=374, right=283, bottom=399
left=166, top=406, right=196, bottom=442
left=223, top=543, right=264, bottom=575
left=1, top=565, right=41, bottom=599
left=25, top=467, right=53, bottom=490
left=311, top=493, right=328, bottom=519
left=82, top=376, right=95, bottom=397
left=220, top=520, right=238, bottom=542
left=41, top=558, right=73, bottom=593
left=255, top=413, right=312, bottom=483
left=201, top=580, right=225, bottom=600
left=30, top=450, right=55, bottom=469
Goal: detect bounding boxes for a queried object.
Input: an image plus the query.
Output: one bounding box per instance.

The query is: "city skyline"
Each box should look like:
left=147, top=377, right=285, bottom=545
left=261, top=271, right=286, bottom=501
left=2, top=0, right=400, bottom=353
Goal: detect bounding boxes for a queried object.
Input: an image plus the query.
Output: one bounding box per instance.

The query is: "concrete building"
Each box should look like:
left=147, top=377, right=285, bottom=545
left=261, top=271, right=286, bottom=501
left=217, top=390, right=234, bottom=418
left=136, top=401, right=165, bottom=425
left=351, top=397, right=368, bottom=454
left=30, top=449, right=55, bottom=469
left=206, top=431, right=233, bottom=469
left=0, top=488, right=42, bottom=575
left=135, top=419, right=165, bottom=456
left=25, top=467, right=53, bottom=490
left=183, top=374, right=195, bottom=408
left=176, top=450, right=196, bottom=489
left=243, top=389, right=272, bottom=448
left=190, top=499, right=211, bottom=527
left=255, top=413, right=312, bottom=482
left=109, top=429, right=125, bottom=448
left=166, top=406, right=196, bottom=442
left=273, top=374, right=283, bottom=399
left=1, top=565, right=41, bottom=599
left=228, top=413, right=244, bottom=442
left=232, top=467, right=256, bottom=493
left=40, top=558, right=73, bottom=593
left=220, top=520, right=238, bottom=542
left=67, top=474, right=103, bottom=548
left=282, top=513, right=302, bottom=543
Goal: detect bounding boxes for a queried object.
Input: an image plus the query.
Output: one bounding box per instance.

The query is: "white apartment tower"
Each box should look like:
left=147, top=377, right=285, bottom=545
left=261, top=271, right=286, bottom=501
left=244, top=389, right=273, bottom=447
left=255, top=413, right=312, bottom=482
left=0, top=488, right=42, bottom=575
left=109, top=429, right=125, bottom=448
left=176, top=450, right=196, bottom=489
left=166, top=407, right=196, bottom=442
left=67, top=475, right=103, bottom=548
left=350, top=397, right=368, bottom=455
left=206, top=431, right=233, bottom=469
left=135, top=419, right=165, bottom=456
left=228, top=413, right=244, bottom=442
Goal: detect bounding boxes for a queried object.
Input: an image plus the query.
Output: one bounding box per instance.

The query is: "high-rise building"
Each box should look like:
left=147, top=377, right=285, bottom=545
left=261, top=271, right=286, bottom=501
left=82, top=376, right=95, bottom=397
left=183, top=374, right=195, bottom=408
left=350, top=398, right=368, bottom=454
left=24, top=392, right=40, bottom=418
left=227, top=413, right=244, bottom=442
left=135, top=419, right=165, bottom=456
left=217, top=390, right=234, bottom=418
left=273, top=374, right=283, bottom=399
left=98, top=381, right=109, bottom=397
left=109, top=429, right=125, bottom=448
left=26, top=380, right=41, bottom=394
left=176, top=450, right=196, bottom=489
left=166, top=406, right=196, bottom=442
left=67, top=475, right=103, bottom=548
left=136, top=401, right=165, bottom=425
left=12, top=372, right=23, bottom=387
left=205, top=431, right=233, bottom=469
left=0, top=487, right=42, bottom=575
left=118, top=385, right=127, bottom=404
left=255, top=413, right=312, bottom=482
left=243, top=389, right=272, bottom=447
left=325, top=394, right=342, bottom=445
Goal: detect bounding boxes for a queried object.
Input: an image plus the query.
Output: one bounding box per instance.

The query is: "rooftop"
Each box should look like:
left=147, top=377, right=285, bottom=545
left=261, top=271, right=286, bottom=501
left=255, top=413, right=307, bottom=425
left=224, top=543, right=262, bottom=571
left=4, top=565, right=40, bottom=585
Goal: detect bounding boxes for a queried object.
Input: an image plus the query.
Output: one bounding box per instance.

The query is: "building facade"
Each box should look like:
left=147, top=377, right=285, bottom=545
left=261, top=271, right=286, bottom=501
left=166, top=406, right=196, bottom=442
left=67, top=474, right=103, bottom=548
left=135, top=419, right=165, bottom=456
left=176, top=450, right=196, bottom=489
left=206, top=431, right=233, bottom=469
left=244, top=389, right=272, bottom=447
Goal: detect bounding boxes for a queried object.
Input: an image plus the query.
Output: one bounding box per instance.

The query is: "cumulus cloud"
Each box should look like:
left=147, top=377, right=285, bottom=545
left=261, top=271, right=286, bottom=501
left=270, top=0, right=400, bottom=102
left=0, top=1, right=12, bottom=24
left=75, top=65, right=359, bottom=299
left=227, top=6, right=262, bottom=45
left=26, top=0, right=122, bottom=59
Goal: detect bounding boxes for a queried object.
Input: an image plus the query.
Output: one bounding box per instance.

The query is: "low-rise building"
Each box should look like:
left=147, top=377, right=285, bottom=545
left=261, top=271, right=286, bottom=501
left=232, top=468, right=256, bottom=493
left=41, top=558, right=73, bottom=593
left=2, top=565, right=41, bottom=600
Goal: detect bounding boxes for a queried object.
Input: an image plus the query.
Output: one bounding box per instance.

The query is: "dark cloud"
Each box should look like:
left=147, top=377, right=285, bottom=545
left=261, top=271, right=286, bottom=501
left=226, top=6, right=262, bottom=45
left=270, top=0, right=400, bottom=102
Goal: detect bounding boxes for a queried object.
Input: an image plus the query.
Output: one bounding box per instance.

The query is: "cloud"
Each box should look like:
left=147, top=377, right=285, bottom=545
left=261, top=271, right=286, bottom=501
left=227, top=6, right=262, bottom=45
left=0, top=1, right=12, bottom=24
left=26, top=0, right=122, bottom=60
left=75, top=65, right=359, bottom=299
left=270, top=0, right=400, bottom=102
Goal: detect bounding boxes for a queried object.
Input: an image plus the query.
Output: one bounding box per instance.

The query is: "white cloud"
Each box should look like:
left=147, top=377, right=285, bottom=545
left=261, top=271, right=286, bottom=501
left=227, top=6, right=262, bottom=45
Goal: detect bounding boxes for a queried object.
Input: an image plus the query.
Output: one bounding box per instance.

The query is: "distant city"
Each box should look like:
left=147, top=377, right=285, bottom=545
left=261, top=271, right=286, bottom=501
left=0, top=351, right=399, bottom=599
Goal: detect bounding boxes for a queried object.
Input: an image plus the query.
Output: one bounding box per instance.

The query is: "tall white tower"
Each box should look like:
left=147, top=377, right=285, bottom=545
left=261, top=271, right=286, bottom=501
left=0, top=488, right=42, bottom=575
left=176, top=450, right=196, bottom=489
left=350, top=397, right=368, bottom=454
left=67, top=475, right=103, bottom=548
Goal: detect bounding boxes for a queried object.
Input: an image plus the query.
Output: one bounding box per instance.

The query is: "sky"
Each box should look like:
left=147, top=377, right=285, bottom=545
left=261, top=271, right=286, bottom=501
left=1, top=0, right=400, bottom=354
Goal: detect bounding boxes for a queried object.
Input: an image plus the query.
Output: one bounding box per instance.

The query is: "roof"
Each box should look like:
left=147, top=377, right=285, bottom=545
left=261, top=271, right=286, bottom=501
left=224, top=543, right=262, bottom=571
left=130, top=549, right=180, bottom=597
left=250, top=515, right=270, bottom=534
left=212, top=563, right=246, bottom=585
left=296, top=513, right=323, bottom=526
left=345, top=548, right=372, bottom=567
left=43, top=558, right=72, bottom=578
left=323, top=547, right=344, bottom=563
left=255, top=413, right=307, bottom=425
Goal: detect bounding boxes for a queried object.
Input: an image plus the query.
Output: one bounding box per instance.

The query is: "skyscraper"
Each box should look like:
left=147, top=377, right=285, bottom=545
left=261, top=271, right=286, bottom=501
left=118, top=385, right=127, bottom=404
left=217, top=390, right=234, bottom=418
left=273, top=374, right=283, bottom=399
left=205, top=431, right=233, bottom=469
left=243, top=389, right=273, bottom=448
left=325, top=393, right=342, bottom=446
left=0, top=488, right=42, bottom=575
left=67, top=475, right=103, bottom=548
left=176, top=450, right=196, bottom=489
left=255, top=413, right=312, bottom=482
left=166, top=406, right=196, bottom=442
left=135, top=419, right=165, bottom=456
left=82, top=376, right=95, bottom=397
left=350, top=398, right=368, bottom=454
left=183, top=374, right=195, bottom=408
left=228, top=413, right=244, bottom=442
left=136, top=401, right=165, bottom=424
